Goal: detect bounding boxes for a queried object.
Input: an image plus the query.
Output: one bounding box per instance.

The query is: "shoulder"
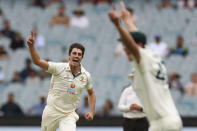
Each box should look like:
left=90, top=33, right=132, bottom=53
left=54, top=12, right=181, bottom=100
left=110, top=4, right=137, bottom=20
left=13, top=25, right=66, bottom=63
left=138, top=48, right=162, bottom=65
left=139, top=47, right=149, bottom=57
left=48, top=62, right=68, bottom=70
left=63, top=62, right=69, bottom=68
left=142, top=47, right=160, bottom=58
left=125, top=86, right=133, bottom=92
left=81, top=66, right=91, bottom=78
left=49, top=61, right=67, bottom=65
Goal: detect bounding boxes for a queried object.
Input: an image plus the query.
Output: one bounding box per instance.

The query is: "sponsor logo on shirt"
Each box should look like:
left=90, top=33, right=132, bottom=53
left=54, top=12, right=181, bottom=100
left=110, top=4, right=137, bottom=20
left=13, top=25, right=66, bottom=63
left=67, top=88, right=76, bottom=94
left=64, top=74, right=72, bottom=80
left=67, top=83, right=76, bottom=94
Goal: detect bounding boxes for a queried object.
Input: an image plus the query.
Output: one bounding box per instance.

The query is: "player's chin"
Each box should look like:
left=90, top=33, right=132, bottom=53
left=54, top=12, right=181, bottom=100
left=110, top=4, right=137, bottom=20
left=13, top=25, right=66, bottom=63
left=72, top=61, right=80, bottom=66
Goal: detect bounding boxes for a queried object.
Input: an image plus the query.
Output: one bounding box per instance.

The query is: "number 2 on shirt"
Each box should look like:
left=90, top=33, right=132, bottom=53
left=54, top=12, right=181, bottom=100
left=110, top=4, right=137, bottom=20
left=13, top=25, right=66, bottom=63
left=155, top=61, right=167, bottom=81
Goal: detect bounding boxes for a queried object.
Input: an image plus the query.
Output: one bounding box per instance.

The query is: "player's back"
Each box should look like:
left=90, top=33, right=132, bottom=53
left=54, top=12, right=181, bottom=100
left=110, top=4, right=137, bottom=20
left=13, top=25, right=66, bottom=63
left=132, top=47, right=181, bottom=122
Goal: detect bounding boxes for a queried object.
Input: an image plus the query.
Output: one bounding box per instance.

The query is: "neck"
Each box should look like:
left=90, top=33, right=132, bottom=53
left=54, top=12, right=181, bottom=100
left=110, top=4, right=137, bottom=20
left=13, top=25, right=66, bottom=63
left=69, top=63, right=81, bottom=76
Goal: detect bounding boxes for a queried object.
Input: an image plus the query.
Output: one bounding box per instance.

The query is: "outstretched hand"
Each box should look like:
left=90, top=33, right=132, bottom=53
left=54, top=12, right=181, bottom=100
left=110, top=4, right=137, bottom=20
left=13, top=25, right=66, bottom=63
left=120, top=1, right=131, bottom=23
left=27, top=31, right=35, bottom=47
left=108, top=3, right=121, bottom=26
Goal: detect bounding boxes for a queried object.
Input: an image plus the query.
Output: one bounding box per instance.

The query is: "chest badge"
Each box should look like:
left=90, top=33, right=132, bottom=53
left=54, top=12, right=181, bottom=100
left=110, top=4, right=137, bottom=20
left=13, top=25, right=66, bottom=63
left=70, top=83, right=75, bottom=88
left=80, top=76, right=85, bottom=82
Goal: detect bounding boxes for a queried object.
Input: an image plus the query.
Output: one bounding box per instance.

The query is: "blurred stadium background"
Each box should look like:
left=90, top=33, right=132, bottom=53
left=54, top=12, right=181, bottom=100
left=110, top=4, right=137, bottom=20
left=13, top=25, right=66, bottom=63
left=0, top=0, right=197, bottom=130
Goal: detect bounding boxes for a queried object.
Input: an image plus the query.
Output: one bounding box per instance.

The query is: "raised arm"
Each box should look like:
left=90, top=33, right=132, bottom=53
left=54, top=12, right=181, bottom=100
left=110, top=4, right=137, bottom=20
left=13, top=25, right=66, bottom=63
left=108, top=3, right=140, bottom=62
left=120, top=2, right=138, bottom=32
left=27, top=32, right=49, bottom=70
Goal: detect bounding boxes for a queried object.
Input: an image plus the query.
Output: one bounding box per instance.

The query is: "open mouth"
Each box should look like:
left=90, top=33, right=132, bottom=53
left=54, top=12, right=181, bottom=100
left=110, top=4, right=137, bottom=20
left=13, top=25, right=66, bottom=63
left=73, top=59, right=79, bottom=63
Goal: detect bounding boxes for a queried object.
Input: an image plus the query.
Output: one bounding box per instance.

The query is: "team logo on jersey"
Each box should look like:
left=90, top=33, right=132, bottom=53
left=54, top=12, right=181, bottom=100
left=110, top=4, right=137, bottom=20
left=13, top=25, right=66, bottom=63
left=70, top=83, right=75, bottom=88
left=80, top=76, right=85, bottom=82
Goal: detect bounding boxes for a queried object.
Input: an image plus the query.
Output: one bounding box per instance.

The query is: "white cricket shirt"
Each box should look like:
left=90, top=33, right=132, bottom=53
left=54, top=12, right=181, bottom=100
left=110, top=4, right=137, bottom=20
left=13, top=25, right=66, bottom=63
left=131, top=47, right=181, bottom=122
left=46, top=62, right=92, bottom=114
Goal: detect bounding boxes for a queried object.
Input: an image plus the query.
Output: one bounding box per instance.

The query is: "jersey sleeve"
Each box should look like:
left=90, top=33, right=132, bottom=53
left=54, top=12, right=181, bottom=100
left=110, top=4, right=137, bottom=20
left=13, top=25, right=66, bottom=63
left=85, top=72, right=93, bottom=90
left=47, top=62, right=64, bottom=75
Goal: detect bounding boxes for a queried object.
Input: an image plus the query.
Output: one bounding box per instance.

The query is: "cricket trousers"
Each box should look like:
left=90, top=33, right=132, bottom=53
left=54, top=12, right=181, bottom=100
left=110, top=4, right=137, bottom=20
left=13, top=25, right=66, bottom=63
left=41, top=105, right=79, bottom=131
left=150, top=116, right=182, bottom=131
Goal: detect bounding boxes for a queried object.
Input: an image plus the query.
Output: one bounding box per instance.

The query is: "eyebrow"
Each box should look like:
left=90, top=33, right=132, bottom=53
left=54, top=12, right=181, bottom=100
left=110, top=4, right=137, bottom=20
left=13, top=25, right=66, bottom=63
left=72, top=52, right=82, bottom=55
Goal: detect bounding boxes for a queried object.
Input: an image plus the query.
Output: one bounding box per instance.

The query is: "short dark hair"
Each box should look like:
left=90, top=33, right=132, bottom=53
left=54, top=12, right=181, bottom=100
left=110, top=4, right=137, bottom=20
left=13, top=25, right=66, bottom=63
left=130, top=32, right=147, bottom=46
left=69, top=43, right=85, bottom=57
left=118, top=32, right=147, bottom=46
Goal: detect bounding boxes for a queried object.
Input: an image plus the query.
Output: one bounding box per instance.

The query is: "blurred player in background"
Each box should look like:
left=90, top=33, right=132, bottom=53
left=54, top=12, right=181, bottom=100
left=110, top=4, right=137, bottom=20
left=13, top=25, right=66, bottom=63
left=108, top=1, right=182, bottom=131
left=118, top=73, right=149, bottom=131
left=27, top=32, right=96, bottom=131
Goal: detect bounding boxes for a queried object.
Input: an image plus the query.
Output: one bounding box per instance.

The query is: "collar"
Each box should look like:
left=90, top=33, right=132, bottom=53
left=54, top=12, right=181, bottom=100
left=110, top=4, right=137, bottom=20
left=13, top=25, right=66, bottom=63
left=65, top=62, right=86, bottom=74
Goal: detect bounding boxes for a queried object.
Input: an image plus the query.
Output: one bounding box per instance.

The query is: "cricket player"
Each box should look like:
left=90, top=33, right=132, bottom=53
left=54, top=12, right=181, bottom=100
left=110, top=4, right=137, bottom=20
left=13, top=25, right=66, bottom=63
left=108, top=2, right=182, bottom=131
left=27, top=32, right=96, bottom=131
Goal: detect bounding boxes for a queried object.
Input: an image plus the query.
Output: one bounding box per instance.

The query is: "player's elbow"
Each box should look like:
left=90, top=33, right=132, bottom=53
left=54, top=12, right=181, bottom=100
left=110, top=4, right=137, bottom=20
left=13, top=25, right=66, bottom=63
left=33, top=59, right=43, bottom=68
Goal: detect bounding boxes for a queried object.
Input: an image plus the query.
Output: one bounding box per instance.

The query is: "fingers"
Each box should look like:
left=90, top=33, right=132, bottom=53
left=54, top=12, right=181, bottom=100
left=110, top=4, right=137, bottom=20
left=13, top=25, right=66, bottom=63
left=85, top=113, right=89, bottom=118
left=27, top=32, right=35, bottom=45
left=112, top=3, right=116, bottom=11
left=85, top=113, right=90, bottom=120
left=120, top=1, right=126, bottom=10
left=27, top=39, right=31, bottom=44
left=27, top=37, right=33, bottom=43
left=31, top=31, right=34, bottom=39
left=85, top=113, right=93, bottom=121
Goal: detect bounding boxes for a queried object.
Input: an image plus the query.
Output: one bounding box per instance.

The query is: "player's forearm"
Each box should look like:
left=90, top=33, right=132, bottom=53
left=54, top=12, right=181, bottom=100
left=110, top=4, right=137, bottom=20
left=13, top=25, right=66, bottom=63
left=116, top=24, right=140, bottom=62
left=124, top=20, right=138, bottom=32
left=88, top=91, right=96, bottom=114
left=29, top=46, right=41, bottom=65
left=28, top=46, right=48, bottom=70
left=27, top=32, right=48, bottom=70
